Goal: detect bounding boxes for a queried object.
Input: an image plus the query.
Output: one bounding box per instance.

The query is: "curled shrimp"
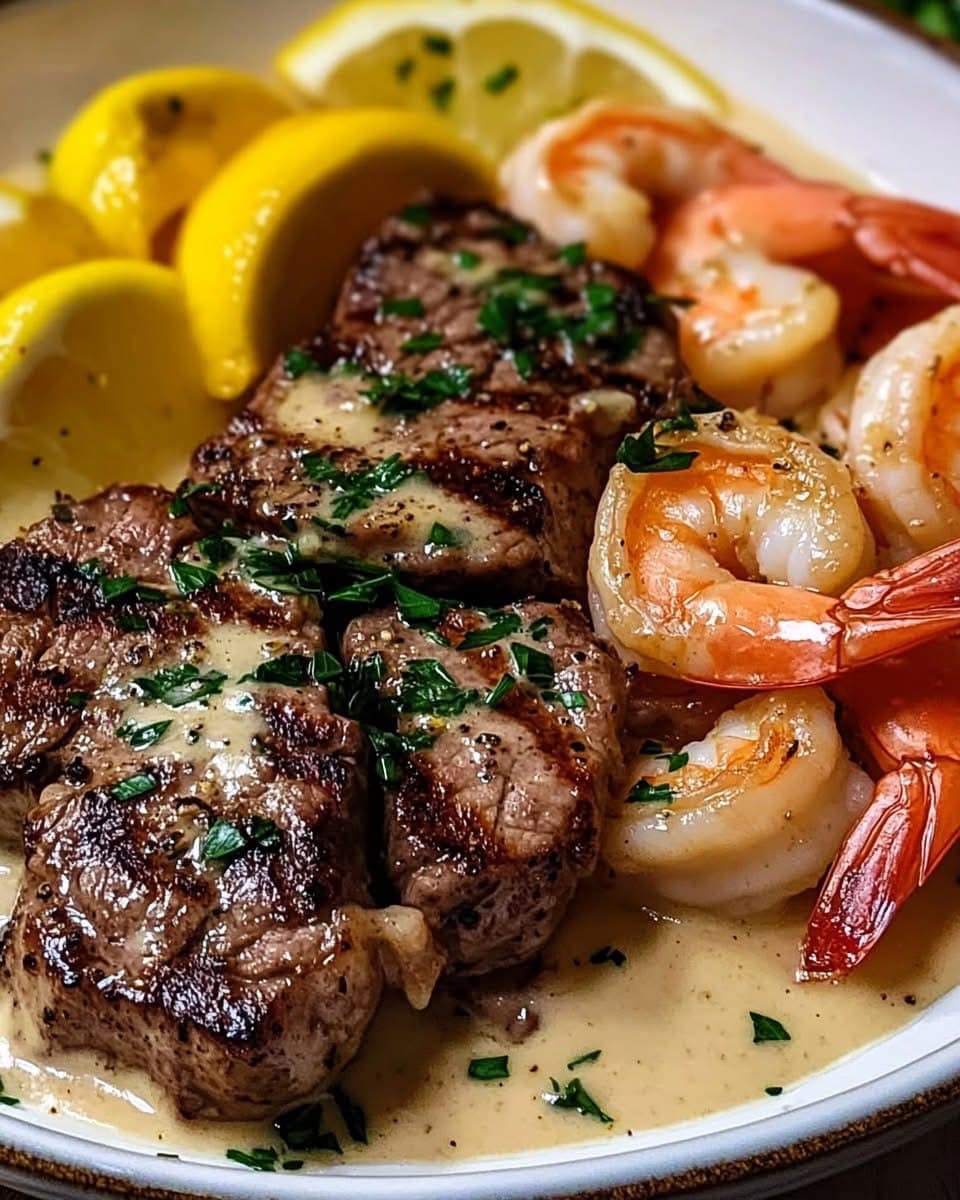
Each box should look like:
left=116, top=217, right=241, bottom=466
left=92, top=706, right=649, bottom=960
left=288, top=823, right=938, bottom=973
left=588, top=408, right=960, bottom=687
left=604, top=687, right=872, bottom=913
left=800, top=640, right=960, bottom=979
left=847, top=305, right=960, bottom=563
left=502, top=100, right=960, bottom=413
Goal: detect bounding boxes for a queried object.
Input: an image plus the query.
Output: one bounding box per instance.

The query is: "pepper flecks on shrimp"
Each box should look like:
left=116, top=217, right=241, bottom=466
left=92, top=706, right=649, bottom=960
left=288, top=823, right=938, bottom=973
left=799, top=640, right=960, bottom=980
left=588, top=409, right=960, bottom=687
left=847, top=305, right=960, bottom=564
left=604, top=687, right=873, bottom=913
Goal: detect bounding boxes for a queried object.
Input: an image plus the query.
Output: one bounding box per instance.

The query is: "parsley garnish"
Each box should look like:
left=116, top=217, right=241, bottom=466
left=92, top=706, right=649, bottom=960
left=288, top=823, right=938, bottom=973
left=468, top=1055, right=510, bottom=1080
left=765, top=1086, right=784, bottom=1097
left=556, top=241, right=587, bottom=267
left=528, top=616, right=553, bottom=642
left=509, top=642, right=555, bottom=688
left=0, top=1076, right=20, bottom=1107
left=110, top=772, right=157, bottom=802
left=362, top=365, right=472, bottom=414
left=543, top=1077, right=613, bottom=1123
left=115, top=611, right=148, bottom=633
left=453, top=249, right=480, bottom=269
left=241, top=649, right=341, bottom=688
left=395, top=57, right=415, bottom=82
left=332, top=1086, right=368, bottom=1144
left=226, top=1147, right=278, bottom=1172
left=203, top=816, right=281, bottom=862
left=589, top=945, right=626, bottom=967
left=430, top=77, right=456, bottom=111
left=394, top=581, right=445, bottom=624
left=422, top=32, right=452, bottom=54
left=488, top=221, right=531, bottom=246
left=84, top=563, right=167, bottom=607
left=398, top=659, right=479, bottom=716
left=485, top=64, right=519, bottom=93
left=240, top=541, right=325, bottom=596
left=567, top=1049, right=601, bottom=1070
left=327, top=572, right=394, bottom=606
left=381, top=297, right=425, bottom=318
left=400, top=203, right=431, bottom=227
left=66, top=691, right=90, bottom=710
left=302, top=452, right=415, bottom=520
left=274, top=1102, right=342, bottom=1153
left=400, top=331, right=444, bottom=354
left=168, top=481, right=215, bottom=518
left=661, top=751, right=689, bottom=772
left=116, top=719, right=171, bottom=750
left=750, top=1012, right=792, bottom=1044
left=626, top=779, right=674, bottom=804
left=367, top=728, right=436, bottom=785
left=459, top=611, right=521, bottom=650
left=617, top=422, right=699, bottom=474
left=484, top=672, right=516, bottom=708
left=283, top=347, right=316, bottom=379
left=542, top=690, right=589, bottom=710
left=425, top=522, right=458, bottom=550
left=198, top=527, right=242, bottom=567
left=133, top=664, right=227, bottom=708
left=170, top=560, right=217, bottom=597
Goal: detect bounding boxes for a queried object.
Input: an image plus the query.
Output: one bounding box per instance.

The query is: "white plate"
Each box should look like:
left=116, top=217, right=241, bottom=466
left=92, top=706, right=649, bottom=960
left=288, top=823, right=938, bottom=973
left=1, top=1, right=959, bottom=1196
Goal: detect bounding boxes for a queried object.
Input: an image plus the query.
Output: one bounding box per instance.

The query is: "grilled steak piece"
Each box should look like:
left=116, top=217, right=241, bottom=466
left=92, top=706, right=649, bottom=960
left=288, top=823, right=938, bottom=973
left=1, top=487, right=441, bottom=1119
left=192, top=199, right=692, bottom=600
left=342, top=599, right=626, bottom=973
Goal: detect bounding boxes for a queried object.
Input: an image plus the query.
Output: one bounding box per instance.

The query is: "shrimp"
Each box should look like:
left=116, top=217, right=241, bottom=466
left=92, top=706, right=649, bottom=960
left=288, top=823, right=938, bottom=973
left=846, top=305, right=960, bottom=564
left=799, top=639, right=960, bottom=979
left=603, top=687, right=873, bottom=913
left=501, top=100, right=960, bottom=413
left=588, top=408, right=960, bottom=687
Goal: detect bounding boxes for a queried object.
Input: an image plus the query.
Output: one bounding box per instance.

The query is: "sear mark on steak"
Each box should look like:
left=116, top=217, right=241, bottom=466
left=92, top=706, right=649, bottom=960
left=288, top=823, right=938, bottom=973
left=192, top=199, right=693, bottom=600
left=342, top=599, right=626, bottom=974
left=0, top=486, right=442, bottom=1119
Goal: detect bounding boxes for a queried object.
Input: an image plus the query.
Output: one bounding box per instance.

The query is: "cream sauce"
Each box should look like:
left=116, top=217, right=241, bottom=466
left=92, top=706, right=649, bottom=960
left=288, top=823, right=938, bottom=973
left=0, top=98, right=954, bottom=1171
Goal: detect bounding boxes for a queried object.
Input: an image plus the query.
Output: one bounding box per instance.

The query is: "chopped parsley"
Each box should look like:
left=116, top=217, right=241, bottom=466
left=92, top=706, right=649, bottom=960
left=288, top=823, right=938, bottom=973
left=543, top=1077, right=613, bottom=1123
left=398, top=659, right=479, bottom=716
left=332, top=1086, right=368, bottom=1144
left=367, top=728, right=436, bottom=785
left=750, top=1012, right=792, bottom=1044
left=484, top=64, right=519, bottom=93
left=226, top=1147, right=279, bottom=1172
left=556, top=241, right=587, bottom=267
left=617, top=421, right=699, bottom=474
left=66, top=691, right=90, bottom=710
left=589, top=945, right=626, bottom=968
left=381, top=297, right=425, bottom=318
left=115, top=611, right=148, bottom=633
left=468, top=1055, right=510, bottom=1081
left=400, top=331, right=444, bottom=354
left=302, top=452, right=415, bottom=520
left=453, top=249, right=480, bottom=269
left=509, top=642, right=555, bottom=688
left=528, top=616, right=553, bottom=642
left=362, top=364, right=472, bottom=414
left=626, top=779, right=674, bottom=805
left=484, top=672, right=516, bottom=708
left=394, top=581, right=445, bottom=624
left=567, top=1049, right=601, bottom=1070
left=169, top=560, right=217, bottom=597
left=422, top=32, right=453, bottom=54
left=198, top=527, right=243, bottom=567
left=425, top=521, right=458, bottom=550
left=116, top=719, right=172, bottom=750
left=327, top=571, right=395, bottom=606
left=661, top=751, right=689, bottom=772
left=487, top=221, right=531, bottom=246
left=283, top=347, right=316, bottom=379
left=400, top=202, right=431, bottom=227
left=82, top=562, right=167, bottom=606
left=430, top=77, right=456, bottom=111
left=110, top=772, right=157, bottom=802
left=203, top=816, right=281, bottom=862
left=239, top=541, right=325, bottom=596
left=395, top=56, right=415, bottom=82
left=459, top=611, right=521, bottom=650
left=274, top=1102, right=342, bottom=1154
left=168, top=481, right=215, bottom=518
left=133, top=663, right=227, bottom=708
left=542, top=690, right=589, bottom=710
left=0, top=1076, right=20, bottom=1107
left=241, top=649, right=341, bottom=688
left=765, top=1086, right=784, bottom=1097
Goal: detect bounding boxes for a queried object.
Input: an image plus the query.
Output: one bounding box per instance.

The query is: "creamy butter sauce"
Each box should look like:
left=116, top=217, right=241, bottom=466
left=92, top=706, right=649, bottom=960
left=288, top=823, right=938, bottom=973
left=0, top=99, right=954, bottom=1168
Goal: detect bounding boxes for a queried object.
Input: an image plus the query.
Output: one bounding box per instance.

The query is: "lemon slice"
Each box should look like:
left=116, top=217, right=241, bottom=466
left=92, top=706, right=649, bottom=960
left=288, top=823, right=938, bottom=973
left=0, top=182, right=105, bottom=299
left=49, top=67, right=291, bottom=260
left=0, top=262, right=221, bottom=539
left=177, top=107, right=491, bottom=399
left=276, top=0, right=726, bottom=161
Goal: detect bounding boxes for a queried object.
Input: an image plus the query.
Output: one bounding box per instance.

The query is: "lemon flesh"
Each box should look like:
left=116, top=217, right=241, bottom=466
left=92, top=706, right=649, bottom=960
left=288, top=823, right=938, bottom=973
left=50, top=67, right=291, bottom=260
left=0, top=262, right=221, bottom=539
left=177, top=108, right=492, bottom=399
left=0, top=183, right=105, bottom=300
left=277, top=0, right=726, bottom=161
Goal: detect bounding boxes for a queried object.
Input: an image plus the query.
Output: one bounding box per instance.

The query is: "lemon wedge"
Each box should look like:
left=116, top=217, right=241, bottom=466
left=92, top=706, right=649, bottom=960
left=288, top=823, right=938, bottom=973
left=276, top=0, right=726, bottom=161
left=49, top=67, right=291, bottom=260
left=177, top=107, right=491, bottom=399
left=0, top=182, right=105, bottom=299
left=0, top=262, right=221, bottom=539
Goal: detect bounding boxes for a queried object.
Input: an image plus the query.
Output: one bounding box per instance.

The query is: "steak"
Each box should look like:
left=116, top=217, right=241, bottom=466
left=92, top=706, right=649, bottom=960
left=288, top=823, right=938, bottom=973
left=342, top=599, right=626, bottom=973
left=192, top=199, right=691, bottom=600
left=1, top=487, right=441, bottom=1119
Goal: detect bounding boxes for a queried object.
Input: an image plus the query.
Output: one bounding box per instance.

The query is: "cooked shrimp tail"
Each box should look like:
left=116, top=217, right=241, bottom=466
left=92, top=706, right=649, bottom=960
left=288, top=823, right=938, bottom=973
left=799, top=757, right=960, bottom=980
left=849, top=195, right=960, bottom=301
